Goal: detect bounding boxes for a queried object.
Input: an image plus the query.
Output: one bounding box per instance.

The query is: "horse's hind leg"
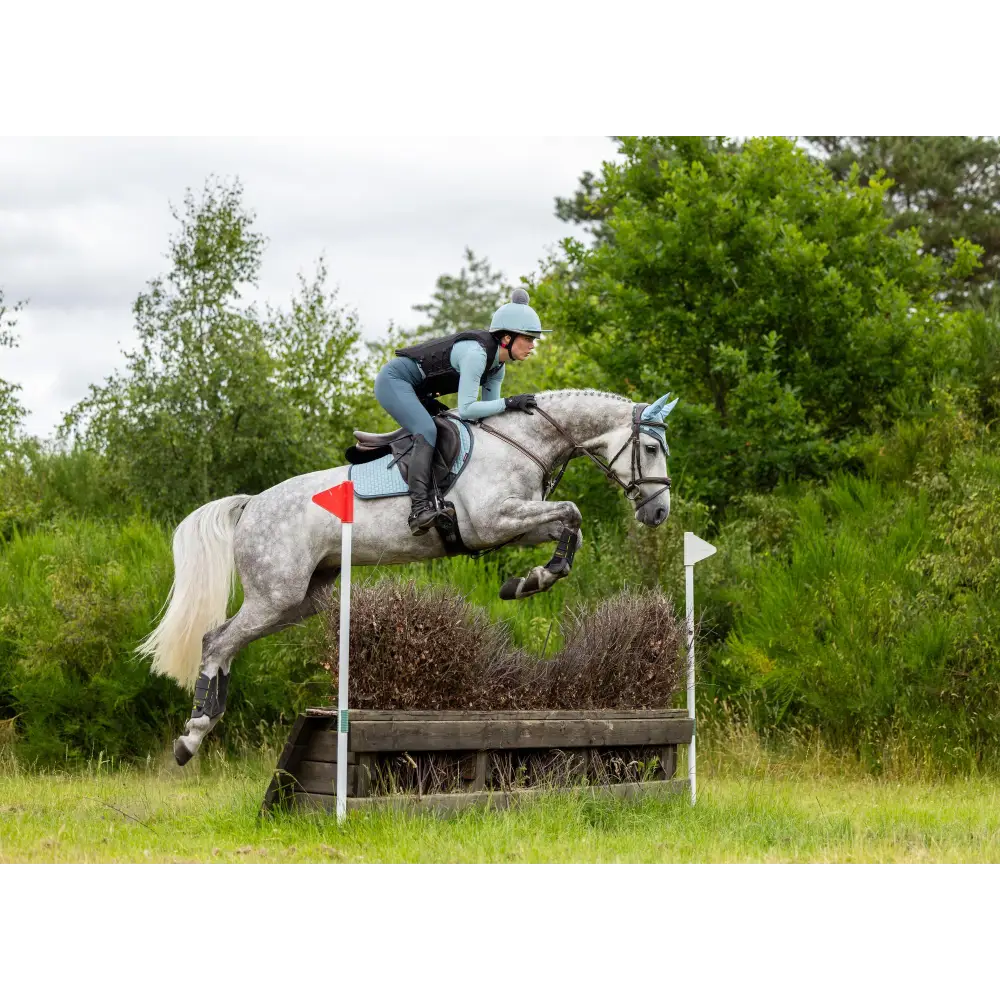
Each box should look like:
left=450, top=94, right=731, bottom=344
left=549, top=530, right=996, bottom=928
left=173, top=567, right=339, bottom=765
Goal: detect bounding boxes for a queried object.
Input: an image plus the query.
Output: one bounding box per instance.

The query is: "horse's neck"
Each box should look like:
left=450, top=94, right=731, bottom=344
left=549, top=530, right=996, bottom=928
left=532, top=392, right=633, bottom=462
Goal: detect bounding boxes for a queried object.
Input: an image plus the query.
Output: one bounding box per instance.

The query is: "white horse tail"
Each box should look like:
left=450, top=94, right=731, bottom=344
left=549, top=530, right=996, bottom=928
left=137, top=494, right=252, bottom=690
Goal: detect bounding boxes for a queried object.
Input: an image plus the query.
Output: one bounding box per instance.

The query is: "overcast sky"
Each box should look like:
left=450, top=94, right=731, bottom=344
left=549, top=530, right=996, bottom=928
left=0, top=137, right=616, bottom=438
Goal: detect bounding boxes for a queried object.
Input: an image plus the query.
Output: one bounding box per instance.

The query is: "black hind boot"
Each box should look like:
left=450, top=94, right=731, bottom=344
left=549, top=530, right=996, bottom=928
left=407, top=434, right=440, bottom=536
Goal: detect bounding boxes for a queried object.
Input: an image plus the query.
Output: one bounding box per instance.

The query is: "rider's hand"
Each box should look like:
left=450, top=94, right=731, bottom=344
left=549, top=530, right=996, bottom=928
left=505, top=394, right=537, bottom=413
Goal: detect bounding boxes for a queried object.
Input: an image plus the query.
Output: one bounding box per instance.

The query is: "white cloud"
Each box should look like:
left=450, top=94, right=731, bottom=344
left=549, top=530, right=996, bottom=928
left=0, top=136, right=616, bottom=437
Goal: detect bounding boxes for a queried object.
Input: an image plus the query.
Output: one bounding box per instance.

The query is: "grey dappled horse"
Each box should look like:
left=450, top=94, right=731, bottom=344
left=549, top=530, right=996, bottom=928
left=138, top=389, right=676, bottom=765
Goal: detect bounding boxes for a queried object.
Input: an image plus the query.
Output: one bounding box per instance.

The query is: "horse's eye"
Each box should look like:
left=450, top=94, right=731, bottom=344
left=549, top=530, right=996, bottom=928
left=645, top=444, right=657, bottom=455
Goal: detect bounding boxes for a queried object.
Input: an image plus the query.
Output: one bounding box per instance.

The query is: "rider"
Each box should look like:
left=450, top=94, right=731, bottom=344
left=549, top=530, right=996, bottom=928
left=374, top=287, right=548, bottom=535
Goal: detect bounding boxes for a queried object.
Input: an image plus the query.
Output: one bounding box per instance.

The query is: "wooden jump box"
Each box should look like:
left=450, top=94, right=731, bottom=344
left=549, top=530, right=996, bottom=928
left=262, top=708, right=694, bottom=815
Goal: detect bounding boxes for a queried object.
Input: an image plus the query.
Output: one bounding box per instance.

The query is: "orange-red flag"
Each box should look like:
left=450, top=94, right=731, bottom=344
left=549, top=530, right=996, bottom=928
left=312, top=481, right=355, bottom=523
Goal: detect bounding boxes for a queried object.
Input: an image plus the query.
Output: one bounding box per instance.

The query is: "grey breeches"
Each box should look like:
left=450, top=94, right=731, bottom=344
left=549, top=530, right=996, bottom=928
left=374, top=357, right=438, bottom=447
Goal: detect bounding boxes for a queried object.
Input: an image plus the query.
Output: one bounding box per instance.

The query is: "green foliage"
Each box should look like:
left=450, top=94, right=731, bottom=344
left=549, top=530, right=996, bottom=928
left=0, top=443, right=138, bottom=541
left=0, top=516, right=329, bottom=765
left=0, top=290, right=27, bottom=453
left=0, top=517, right=187, bottom=763
left=0, top=485, right=707, bottom=764
left=808, top=136, right=1000, bottom=303
left=63, top=178, right=377, bottom=521
left=709, top=415, right=1000, bottom=770
left=962, top=300, right=1000, bottom=425
left=6, top=152, right=1000, bottom=774
left=538, top=136, right=976, bottom=511
left=554, top=136, right=742, bottom=242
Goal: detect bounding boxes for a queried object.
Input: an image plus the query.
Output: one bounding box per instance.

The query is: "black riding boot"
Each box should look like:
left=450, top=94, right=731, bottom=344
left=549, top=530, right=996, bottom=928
left=407, top=434, right=440, bottom=536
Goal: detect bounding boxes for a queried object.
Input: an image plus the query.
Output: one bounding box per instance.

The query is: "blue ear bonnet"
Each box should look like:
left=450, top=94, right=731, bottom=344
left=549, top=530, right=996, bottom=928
left=640, top=394, right=678, bottom=452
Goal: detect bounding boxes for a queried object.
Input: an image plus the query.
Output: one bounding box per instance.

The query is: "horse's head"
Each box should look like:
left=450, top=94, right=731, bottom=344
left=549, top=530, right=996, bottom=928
left=604, top=393, right=678, bottom=528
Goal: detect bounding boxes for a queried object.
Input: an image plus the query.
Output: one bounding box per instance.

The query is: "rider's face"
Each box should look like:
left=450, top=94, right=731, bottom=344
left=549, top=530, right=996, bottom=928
left=507, top=334, right=536, bottom=361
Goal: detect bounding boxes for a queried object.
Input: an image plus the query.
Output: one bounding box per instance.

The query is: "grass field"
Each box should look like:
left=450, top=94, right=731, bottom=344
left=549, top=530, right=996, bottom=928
left=4, top=734, right=1000, bottom=863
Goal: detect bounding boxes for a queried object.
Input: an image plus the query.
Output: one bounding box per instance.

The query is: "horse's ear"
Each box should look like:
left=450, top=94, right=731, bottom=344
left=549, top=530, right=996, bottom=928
left=645, top=393, right=679, bottom=420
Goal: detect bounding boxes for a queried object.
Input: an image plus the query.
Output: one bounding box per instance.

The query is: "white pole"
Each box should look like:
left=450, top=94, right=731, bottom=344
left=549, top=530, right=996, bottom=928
left=686, top=561, right=696, bottom=806
left=682, top=532, right=716, bottom=808
left=336, top=520, right=352, bottom=824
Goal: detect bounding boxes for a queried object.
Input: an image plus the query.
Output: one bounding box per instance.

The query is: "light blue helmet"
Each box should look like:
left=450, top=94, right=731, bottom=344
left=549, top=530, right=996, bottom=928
left=489, top=288, right=551, bottom=339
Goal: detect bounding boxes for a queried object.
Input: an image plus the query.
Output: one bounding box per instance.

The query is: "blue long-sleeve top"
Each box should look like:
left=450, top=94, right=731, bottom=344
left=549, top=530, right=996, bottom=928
left=449, top=340, right=507, bottom=419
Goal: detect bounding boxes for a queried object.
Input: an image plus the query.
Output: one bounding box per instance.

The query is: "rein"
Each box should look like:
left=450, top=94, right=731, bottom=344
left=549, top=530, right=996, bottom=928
left=477, top=402, right=672, bottom=509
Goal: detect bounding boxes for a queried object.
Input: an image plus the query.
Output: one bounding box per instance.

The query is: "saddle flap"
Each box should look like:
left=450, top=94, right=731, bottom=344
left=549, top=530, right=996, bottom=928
left=434, top=416, right=462, bottom=469
left=353, top=426, right=409, bottom=449
left=345, top=442, right=392, bottom=466
left=389, top=416, right=462, bottom=483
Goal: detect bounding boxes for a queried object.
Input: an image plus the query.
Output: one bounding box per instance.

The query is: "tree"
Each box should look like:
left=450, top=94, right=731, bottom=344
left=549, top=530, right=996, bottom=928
left=404, top=247, right=510, bottom=340
left=807, top=136, right=1000, bottom=302
left=65, top=178, right=376, bottom=521
left=554, top=137, right=742, bottom=242
left=536, top=136, right=978, bottom=510
left=0, top=290, right=27, bottom=453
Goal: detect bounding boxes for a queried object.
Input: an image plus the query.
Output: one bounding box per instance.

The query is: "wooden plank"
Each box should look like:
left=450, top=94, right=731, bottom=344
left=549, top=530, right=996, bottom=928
left=355, top=754, right=375, bottom=798
left=291, top=790, right=337, bottom=813
left=302, top=729, right=356, bottom=763
left=290, top=779, right=690, bottom=816
left=260, top=715, right=325, bottom=813
left=306, top=708, right=688, bottom=722
left=470, top=752, right=488, bottom=792
left=657, top=745, right=677, bottom=780
left=293, top=759, right=357, bottom=796
left=459, top=755, right=476, bottom=782
left=349, top=717, right=693, bottom=753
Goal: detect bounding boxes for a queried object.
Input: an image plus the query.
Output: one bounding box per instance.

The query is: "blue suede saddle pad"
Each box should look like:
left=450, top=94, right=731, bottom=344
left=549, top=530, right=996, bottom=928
left=349, top=417, right=474, bottom=500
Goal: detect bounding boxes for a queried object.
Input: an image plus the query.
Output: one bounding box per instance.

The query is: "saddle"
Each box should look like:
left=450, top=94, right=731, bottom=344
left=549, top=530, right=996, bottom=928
left=346, top=415, right=467, bottom=496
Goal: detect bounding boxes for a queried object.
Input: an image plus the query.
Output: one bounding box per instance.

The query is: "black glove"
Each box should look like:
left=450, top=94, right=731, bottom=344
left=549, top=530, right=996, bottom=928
left=505, top=394, right=537, bottom=413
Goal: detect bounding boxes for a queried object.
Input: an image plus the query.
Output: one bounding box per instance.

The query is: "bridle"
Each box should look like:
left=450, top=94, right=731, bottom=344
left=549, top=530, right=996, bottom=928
left=477, top=402, right=672, bottom=512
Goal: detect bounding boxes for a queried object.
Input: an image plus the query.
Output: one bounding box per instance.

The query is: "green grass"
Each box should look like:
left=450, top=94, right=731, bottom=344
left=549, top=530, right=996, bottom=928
left=5, top=737, right=1000, bottom=862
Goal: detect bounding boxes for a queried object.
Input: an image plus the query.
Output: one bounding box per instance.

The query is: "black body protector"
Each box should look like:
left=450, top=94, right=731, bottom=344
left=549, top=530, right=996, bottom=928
left=396, top=329, right=502, bottom=400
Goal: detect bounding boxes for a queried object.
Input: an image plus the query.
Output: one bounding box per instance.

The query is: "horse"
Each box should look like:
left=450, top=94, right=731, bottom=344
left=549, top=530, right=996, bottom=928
left=138, top=388, right=678, bottom=765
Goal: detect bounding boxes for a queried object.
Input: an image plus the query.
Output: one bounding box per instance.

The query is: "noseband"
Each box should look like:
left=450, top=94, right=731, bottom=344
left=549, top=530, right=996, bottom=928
left=477, top=402, right=672, bottom=511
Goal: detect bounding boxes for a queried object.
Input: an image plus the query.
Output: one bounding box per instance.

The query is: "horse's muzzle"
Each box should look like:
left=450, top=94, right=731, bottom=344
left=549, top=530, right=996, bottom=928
left=636, top=493, right=670, bottom=527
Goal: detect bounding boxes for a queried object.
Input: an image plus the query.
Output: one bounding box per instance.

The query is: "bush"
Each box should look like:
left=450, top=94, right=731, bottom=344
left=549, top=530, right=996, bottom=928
left=0, top=516, right=186, bottom=763
left=709, top=442, right=1000, bottom=770
left=324, top=580, right=685, bottom=710
left=0, top=515, right=329, bottom=764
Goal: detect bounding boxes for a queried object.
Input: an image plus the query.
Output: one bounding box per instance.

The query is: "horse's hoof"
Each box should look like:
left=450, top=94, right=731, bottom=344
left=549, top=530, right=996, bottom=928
left=499, top=576, right=523, bottom=600
left=173, top=738, right=194, bottom=767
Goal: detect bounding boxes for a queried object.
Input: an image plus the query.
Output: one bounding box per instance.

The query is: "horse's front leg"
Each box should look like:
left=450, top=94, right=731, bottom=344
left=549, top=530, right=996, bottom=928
left=481, top=499, right=583, bottom=601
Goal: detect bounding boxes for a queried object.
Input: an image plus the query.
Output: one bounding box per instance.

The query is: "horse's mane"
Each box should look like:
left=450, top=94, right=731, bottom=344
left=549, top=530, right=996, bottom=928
left=537, top=389, right=635, bottom=405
